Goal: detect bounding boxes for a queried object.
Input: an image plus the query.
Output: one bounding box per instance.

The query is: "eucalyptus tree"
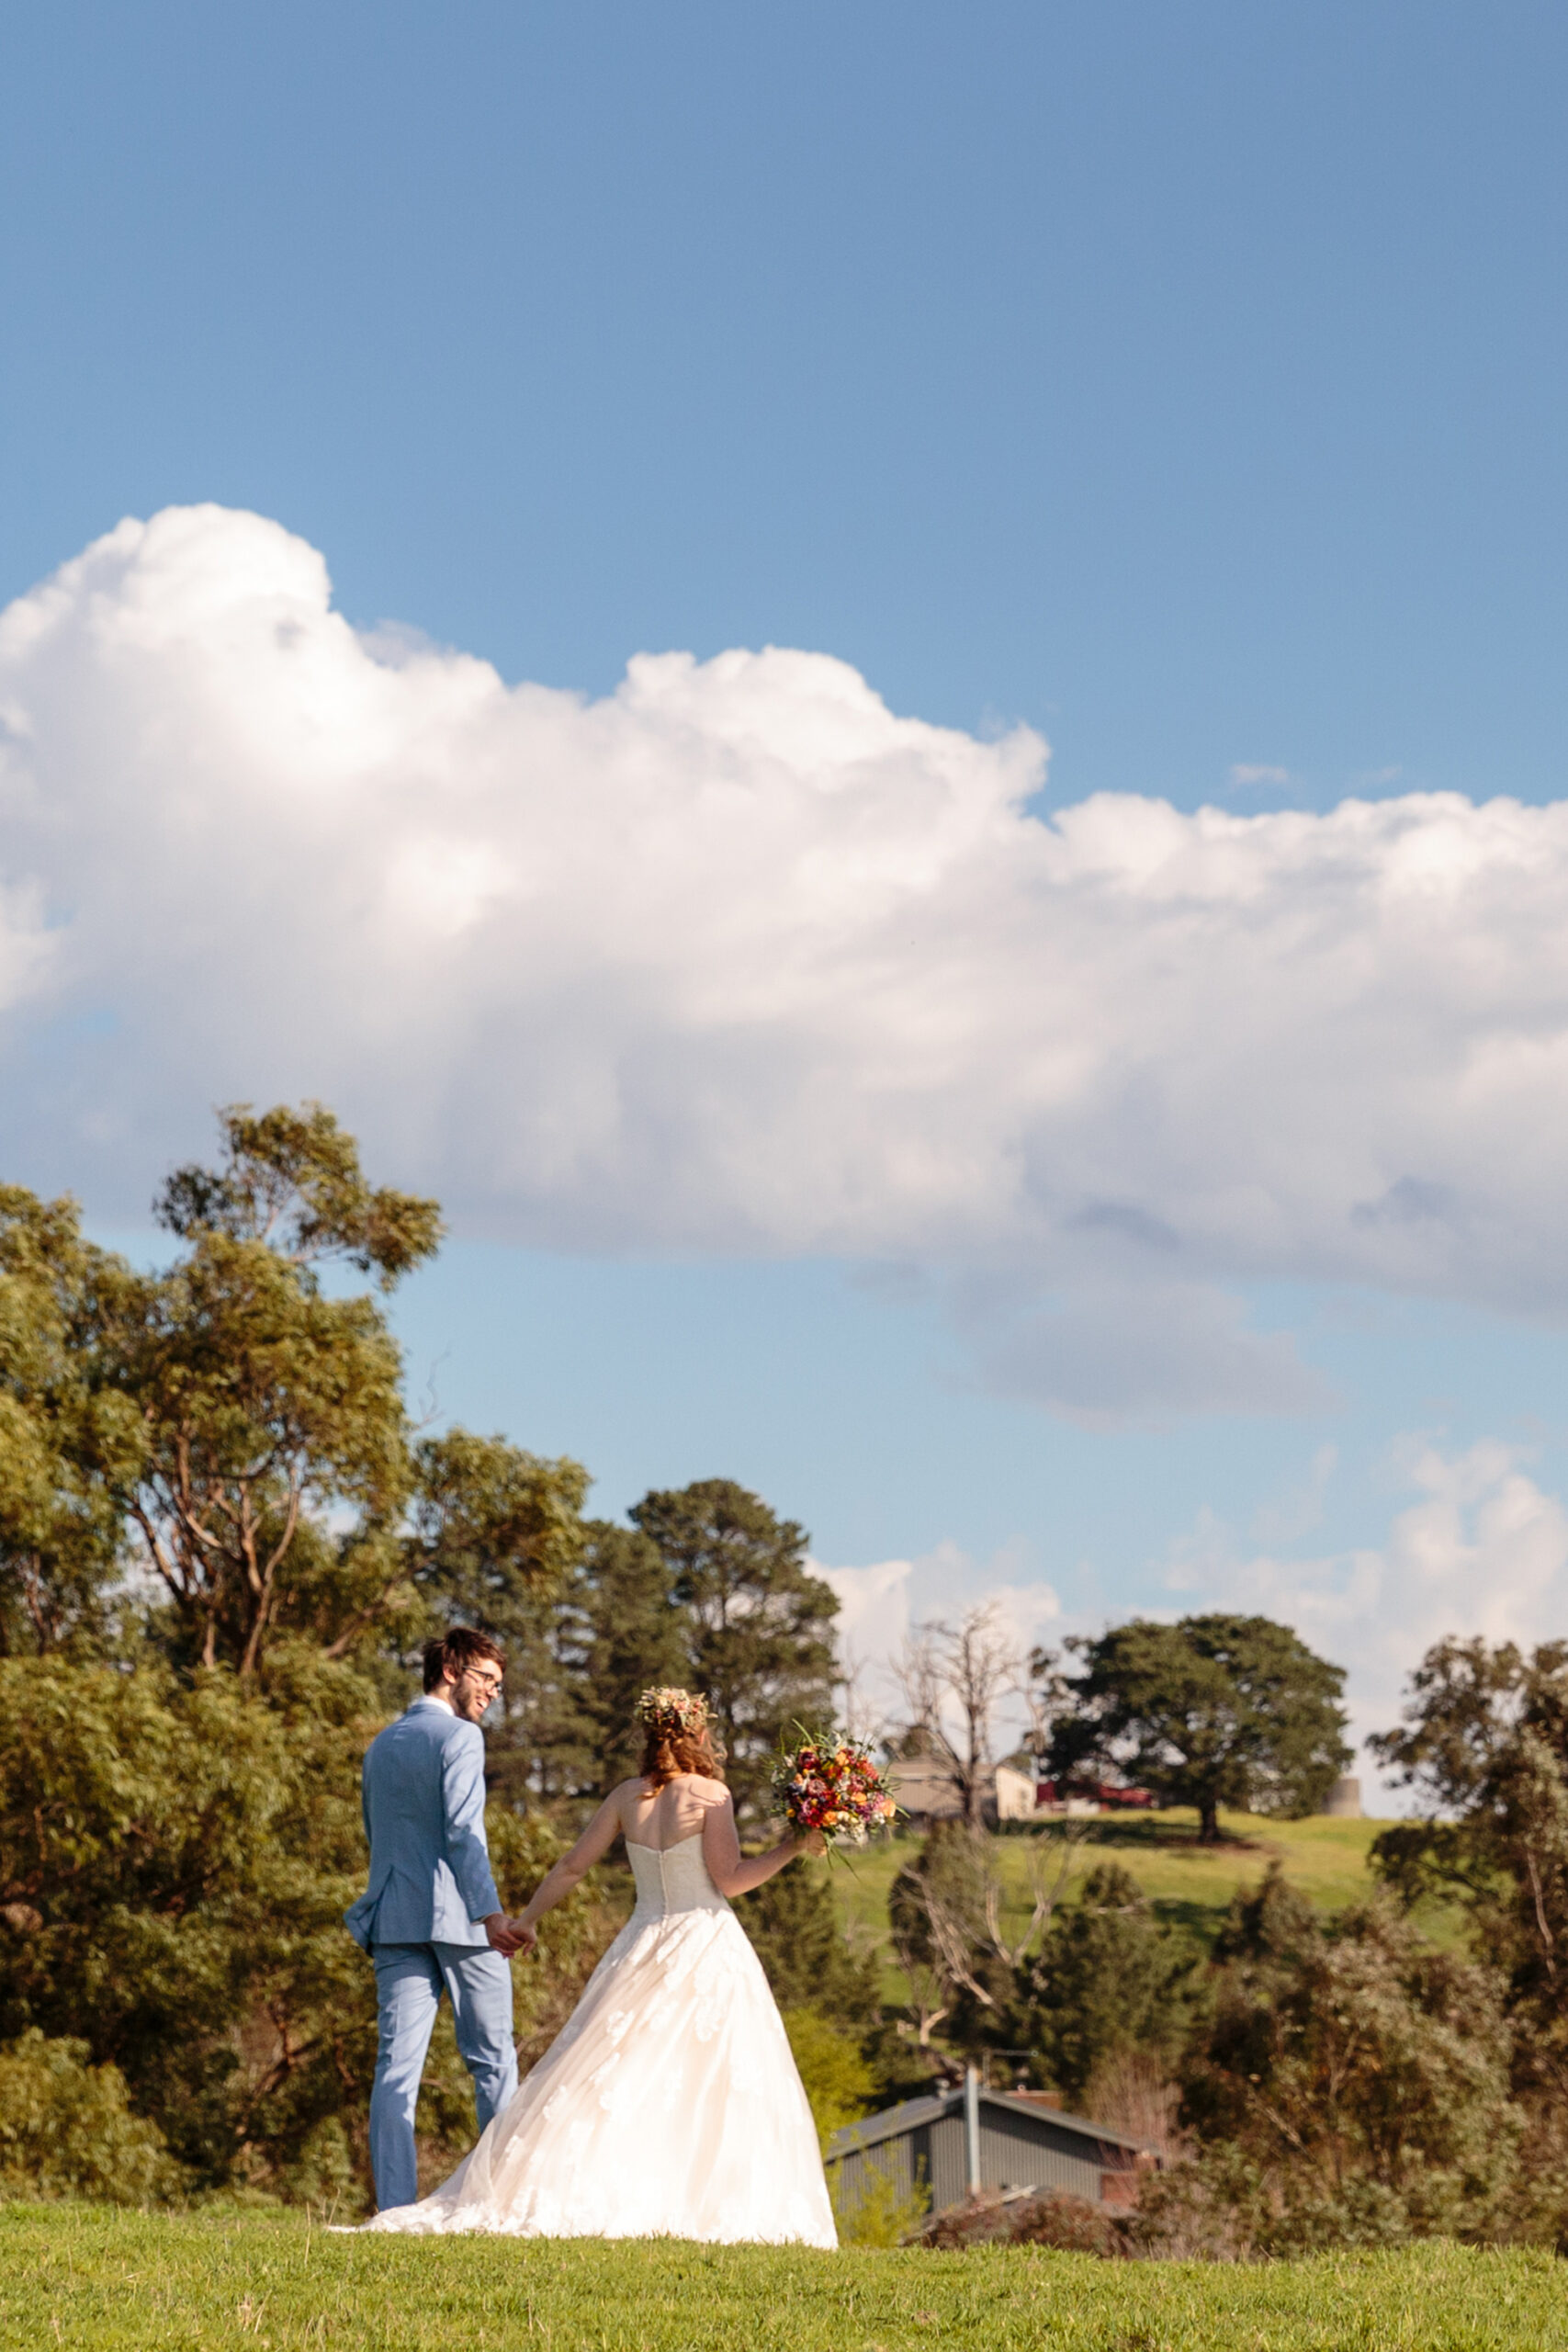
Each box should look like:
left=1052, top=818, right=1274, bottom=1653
left=110, top=1102, right=443, bottom=1676
left=1371, top=1635, right=1568, bottom=2118
left=4, top=1102, right=589, bottom=1681
left=0, top=1186, right=140, bottom=1656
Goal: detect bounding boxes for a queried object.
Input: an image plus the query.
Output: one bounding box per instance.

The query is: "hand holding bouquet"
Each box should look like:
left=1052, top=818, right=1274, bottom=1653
left=773, top=1730, right=898, bottom=1852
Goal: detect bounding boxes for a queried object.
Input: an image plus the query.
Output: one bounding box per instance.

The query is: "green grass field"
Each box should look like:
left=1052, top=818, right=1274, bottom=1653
left=829, top=1813, right=1459, bottom=2007
left=6, top=2206, right=1567, bottom=2352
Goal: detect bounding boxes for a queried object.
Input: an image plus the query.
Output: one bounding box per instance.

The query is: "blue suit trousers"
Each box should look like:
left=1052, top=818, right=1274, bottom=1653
left=368, top=1940, right=519, bottom=2212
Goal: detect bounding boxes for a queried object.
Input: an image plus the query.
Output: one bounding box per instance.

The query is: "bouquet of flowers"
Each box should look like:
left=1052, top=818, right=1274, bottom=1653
left=773, top=1730, right=898, bottom=1850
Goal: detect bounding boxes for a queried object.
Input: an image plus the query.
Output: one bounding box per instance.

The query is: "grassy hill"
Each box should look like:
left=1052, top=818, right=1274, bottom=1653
left=829, top=1809, right=1460, bottom=2006
left=6, top=2205, right=1565, bottom=2351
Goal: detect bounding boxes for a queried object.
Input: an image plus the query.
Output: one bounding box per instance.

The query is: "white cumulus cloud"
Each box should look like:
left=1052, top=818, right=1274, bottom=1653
left=6, top=504, right=1568, bottom=1415
left=810, top=1541, right=1061, bottom=1752
left=1162, top=1437, right=1568, bottom=1799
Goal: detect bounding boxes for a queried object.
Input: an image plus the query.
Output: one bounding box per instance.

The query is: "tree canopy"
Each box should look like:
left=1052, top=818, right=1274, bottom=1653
left=0, top=1105, right=589, bottom=1684
left=0, top=1106, right=860, bottom=2207
left=1043, top=1612, right=1350, bottom=1841
left=1171, top=1867, right=1518, bottom=2253
left=630, top=1478, right=837, bottom=1816
left=1370, top=1635, right=1568, bottom=2129
left=0, top=1187, right=139, bottom=1657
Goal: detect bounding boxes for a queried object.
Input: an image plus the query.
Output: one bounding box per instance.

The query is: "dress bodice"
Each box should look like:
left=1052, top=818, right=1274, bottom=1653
left=626, top=1833, right=729, bottom=1921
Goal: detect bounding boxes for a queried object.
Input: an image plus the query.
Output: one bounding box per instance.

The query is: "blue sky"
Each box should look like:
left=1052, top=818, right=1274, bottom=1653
left=6, top=4, right=1568, bottom=1786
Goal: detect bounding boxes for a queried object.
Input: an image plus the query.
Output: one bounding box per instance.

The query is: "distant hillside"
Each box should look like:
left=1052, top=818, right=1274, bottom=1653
left=830, top=1809, right=1463, bottom=2007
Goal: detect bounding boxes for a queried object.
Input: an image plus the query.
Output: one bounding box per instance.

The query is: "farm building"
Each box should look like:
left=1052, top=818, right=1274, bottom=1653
left=825, top=2072, right=1157, bottom=2223
left=886, top=1752, right=1156, bottom=1823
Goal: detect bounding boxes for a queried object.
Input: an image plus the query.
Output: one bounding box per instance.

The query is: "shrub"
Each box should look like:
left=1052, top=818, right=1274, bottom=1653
left=0, top=2030, right=180, bottom=2204
left=920, top=2188, right=1120, bottom=2255
left=1168, top=1868, right=1521, bottom=2252
left=780, top=2007, right=877, bottom=2146
left=1013, top=1861, right=1202, bottom=2104
left=829, top=2152, right=931, bottom=2247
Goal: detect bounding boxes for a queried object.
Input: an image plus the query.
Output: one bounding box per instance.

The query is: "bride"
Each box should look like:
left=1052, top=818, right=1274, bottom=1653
left=363, top=1688, right=838, bottom=2247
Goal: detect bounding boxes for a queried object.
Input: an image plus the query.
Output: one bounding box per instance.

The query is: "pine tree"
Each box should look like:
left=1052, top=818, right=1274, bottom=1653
left=629, top=1478, right=837, bottom=1817
left=575, top=1521, right=696, bottom=1792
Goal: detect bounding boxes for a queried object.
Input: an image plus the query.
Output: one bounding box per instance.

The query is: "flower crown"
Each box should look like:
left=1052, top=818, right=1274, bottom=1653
left=637, top=1687, right=709, bottom=1739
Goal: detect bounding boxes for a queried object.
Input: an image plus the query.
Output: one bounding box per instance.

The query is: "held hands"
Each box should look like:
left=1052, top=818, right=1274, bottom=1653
left=797, top=1828, right=829, bottom=1860
left=483, top=1912, right=538, bottom=1958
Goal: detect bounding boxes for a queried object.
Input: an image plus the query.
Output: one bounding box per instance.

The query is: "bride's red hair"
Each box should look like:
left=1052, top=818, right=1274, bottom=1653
left=640, top=1721, right=720, bottom=1791
left=637, top=1690, right=722, bottom=1790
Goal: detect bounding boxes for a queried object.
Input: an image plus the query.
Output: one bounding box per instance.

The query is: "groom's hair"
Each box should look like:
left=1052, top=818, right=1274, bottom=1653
left=423, top=1627, right=507, bottom=1692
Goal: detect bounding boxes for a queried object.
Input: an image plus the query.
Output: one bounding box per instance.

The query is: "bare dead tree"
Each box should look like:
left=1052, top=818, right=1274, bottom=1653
left=925, top=1892, right=1000, bottom=2009
left=887, top=1920, right=953, bottom=2047
left=891, top=1816, right=1096, bottom=2053
left=893, top=1600, right=1023, bottom=1827
left=833, top=1638, right=892, bottom=1749
left=982, top=1817, right=1095, bottom=1968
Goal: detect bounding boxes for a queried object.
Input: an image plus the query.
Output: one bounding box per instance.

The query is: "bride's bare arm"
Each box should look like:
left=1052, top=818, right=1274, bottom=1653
left=512, top=1786, right=629, bottom=1949
left=701, top=1786, right=823, bottom=1895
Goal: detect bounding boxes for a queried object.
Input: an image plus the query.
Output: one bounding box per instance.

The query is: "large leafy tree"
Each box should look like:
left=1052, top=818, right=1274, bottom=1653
left=573, top=1521, right=696, bottom=1792
left=629, top=1478, right=837, bottom=1816
left=408, top=1427, right=592, bottom=1804
left=104, top=1104, right=442, bottom=1675
left=1171, top=1867, right=1518, bottom=2252
left=0, top=1653, right=599, bottom=2204
left=4, top=1103, right=590, bottom=1686
left=1370, top=1636, right=1568, bottom=2120
left=0, top=1189, right=141, bottom=1656
left=1043, top=1613, right=1349, bottom=1842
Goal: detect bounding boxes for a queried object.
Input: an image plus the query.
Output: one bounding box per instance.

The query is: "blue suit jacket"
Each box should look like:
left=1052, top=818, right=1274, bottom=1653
left=344, top=1695, right=503, bottom=1951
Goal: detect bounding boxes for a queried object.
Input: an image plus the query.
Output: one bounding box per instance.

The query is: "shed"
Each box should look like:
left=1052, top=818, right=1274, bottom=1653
left=993, top=1763, right=1040, bottom=1820
left=884, top=1755, right=964, bottom=1822
left=825, top=2075, right=1156, bottom=2223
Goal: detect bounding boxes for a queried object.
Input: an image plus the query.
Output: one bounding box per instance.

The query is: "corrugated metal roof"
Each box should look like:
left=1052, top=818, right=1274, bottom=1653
left=826, top=2082, right=1153, bottom=2164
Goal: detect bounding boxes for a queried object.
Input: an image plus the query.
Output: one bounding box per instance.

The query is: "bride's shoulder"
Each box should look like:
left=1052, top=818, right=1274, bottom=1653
left=681, top=1773, right=730, bottom=1806
left=603, top=1776, right=651, bottom=1820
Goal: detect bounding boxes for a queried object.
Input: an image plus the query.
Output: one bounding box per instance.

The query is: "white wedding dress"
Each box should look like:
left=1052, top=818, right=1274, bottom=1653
left=363, top=1832, right=838, bottom=2247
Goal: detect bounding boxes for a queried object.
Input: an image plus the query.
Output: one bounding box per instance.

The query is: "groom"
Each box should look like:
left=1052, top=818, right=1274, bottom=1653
left=346, top=1628, right=525, bottom=2212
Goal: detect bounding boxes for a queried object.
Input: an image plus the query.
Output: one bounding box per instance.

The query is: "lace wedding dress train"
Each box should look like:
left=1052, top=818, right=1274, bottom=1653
left=363, top=1834, right=838, bottom=2247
